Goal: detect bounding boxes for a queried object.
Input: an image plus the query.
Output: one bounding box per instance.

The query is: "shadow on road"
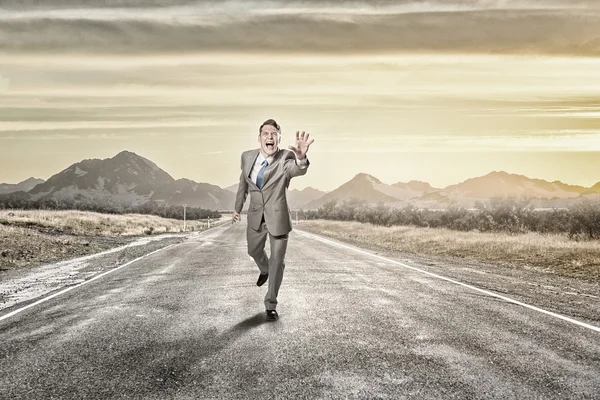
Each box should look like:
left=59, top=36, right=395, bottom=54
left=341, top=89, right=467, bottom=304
left=94, top=312, right=270, bottom=396
left=3, top=312, right=273, bottom=398
left=229, top=312, right=267, bottom=332
left=147, top=312, right=269, bottom=393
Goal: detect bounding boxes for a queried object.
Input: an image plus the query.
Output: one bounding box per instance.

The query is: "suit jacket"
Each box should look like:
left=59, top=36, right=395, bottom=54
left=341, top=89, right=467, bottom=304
left=235, top=148, right=309, bottom=236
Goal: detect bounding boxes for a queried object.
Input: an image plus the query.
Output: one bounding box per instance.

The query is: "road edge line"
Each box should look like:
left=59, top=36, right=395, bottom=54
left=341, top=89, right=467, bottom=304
left=296, top=228, right=600, bottom=334
left=0, top=224, right=227, bottom=323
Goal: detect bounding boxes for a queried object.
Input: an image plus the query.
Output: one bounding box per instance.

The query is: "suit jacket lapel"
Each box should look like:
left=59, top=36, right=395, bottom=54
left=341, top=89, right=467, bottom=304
left=245, top=149, right=260, bottom=189
left=259, top=149, right=283, bottom=191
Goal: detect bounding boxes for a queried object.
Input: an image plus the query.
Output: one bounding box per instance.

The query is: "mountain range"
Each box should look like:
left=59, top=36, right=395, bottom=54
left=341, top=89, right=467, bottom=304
left=1, top=151, right=599, bottom=210
left=308, top=171, right=600, bottom=209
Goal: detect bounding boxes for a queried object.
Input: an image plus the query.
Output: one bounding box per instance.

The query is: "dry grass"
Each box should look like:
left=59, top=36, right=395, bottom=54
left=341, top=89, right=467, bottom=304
left=299, top=220, right=600, bottom=279
left=0, top=209, right=214, bottom=236
left=0, top=209, right=224, bottom=270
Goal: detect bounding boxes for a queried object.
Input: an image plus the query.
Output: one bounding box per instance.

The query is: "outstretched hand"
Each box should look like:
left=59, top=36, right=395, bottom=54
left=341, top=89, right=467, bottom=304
left=288, top=131, right=314, bottom=160
left=231, top=211, right=241, bottom=224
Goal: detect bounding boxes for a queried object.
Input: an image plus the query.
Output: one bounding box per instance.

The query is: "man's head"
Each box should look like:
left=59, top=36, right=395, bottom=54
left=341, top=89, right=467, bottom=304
left=258, top=118, right=281, bottom=157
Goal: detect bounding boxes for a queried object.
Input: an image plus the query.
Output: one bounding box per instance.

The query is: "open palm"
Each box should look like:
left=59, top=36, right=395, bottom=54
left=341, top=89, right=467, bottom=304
left=288, top=131, right=314, bottom=160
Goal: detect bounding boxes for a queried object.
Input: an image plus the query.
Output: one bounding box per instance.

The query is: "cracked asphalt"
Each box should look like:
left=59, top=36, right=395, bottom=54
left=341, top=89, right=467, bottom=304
left=1, top=222, right=599, bottom=399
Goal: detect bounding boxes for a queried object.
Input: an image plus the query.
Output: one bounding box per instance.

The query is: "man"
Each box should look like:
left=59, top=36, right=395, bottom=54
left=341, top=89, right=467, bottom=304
left=232, top=119, right=314, bottom=321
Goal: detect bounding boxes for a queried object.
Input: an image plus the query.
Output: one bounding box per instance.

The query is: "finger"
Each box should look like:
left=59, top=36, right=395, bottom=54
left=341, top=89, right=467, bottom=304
left=295, top=131, right=299, bottom=141
left=301, top=131, right=306, bottom=141
left=305, top=133, right=310, bottom=142
left=307, top=138, right=315, bottom=146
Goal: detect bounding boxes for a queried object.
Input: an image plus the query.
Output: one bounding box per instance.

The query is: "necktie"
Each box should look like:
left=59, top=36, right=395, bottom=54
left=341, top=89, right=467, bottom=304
left=256, top=160, right=268, bottom=189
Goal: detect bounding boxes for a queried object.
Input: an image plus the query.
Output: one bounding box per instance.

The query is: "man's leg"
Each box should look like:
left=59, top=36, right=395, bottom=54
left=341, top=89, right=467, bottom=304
left=247, top=220, right=269, bottom=274
left=264, top=232, right=289, bottom=311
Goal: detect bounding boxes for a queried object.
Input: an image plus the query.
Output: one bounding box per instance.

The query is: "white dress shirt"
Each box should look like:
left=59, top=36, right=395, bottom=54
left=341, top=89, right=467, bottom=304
left=249, top=150, right=308, bottom=184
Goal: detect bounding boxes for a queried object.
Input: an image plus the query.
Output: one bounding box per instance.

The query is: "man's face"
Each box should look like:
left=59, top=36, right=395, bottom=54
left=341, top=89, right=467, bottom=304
left=259, top=125, right=279, bottom=157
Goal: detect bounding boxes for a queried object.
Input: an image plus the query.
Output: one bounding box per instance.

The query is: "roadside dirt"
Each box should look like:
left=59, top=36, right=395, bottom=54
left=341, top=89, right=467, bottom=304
left=0, top=233, right=189, bottom=312
left=0, top=228, right=136, bottom=272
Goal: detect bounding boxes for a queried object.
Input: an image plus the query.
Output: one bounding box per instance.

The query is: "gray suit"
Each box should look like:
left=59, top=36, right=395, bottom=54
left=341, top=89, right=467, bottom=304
left=235, top=148, right=309, bottom=310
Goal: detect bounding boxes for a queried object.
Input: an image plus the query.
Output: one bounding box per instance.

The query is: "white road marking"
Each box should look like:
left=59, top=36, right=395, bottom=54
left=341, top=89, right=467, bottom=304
left=0, top=244, right=175, bottom=322
left=0, top=225, right=227, bottom=323
left=296, top=229, right=600, bottom=334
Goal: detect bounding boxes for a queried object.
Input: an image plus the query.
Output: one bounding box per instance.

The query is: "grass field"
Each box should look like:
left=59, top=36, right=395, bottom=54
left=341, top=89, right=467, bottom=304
left=0, top=209, right=214, bottom=236
left=298, top=220, right=600, bottom=280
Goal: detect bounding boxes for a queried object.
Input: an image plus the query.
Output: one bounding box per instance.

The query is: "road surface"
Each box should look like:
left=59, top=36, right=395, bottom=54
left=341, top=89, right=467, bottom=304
left=1, top=222, right=599, bottom=399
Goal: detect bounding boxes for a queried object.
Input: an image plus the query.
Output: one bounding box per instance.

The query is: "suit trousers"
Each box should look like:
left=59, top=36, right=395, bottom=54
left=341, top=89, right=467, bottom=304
left=247, top=218, right=289, bottom=311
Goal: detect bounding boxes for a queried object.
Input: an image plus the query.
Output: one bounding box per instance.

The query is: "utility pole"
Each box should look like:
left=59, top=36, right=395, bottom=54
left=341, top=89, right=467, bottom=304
left=182, top=204, right=187, bottom=232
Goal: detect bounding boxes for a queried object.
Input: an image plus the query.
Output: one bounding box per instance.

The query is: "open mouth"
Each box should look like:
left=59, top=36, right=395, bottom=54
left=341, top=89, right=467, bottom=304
left=266, top=141, right=275, bottom=149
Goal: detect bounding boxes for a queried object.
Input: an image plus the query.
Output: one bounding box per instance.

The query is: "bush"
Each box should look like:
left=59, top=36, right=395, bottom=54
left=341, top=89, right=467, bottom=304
left=568, top=200, right=600, bottom=239
left=473, top=198, right=534, bottom=234
left=304, top=198, right=600, bottom=240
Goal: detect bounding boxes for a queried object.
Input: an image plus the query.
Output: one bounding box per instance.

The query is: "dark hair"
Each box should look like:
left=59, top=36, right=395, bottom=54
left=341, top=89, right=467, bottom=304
left=259, top=119, right=280, bottom=133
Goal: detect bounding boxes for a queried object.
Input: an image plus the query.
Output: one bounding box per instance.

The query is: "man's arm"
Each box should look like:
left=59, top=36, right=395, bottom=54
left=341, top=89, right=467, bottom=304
left=284, top=152, right=310, bottom=179
left=286, top=130, right=314, bottom=179
left=232, top=154, right=248, bottom=224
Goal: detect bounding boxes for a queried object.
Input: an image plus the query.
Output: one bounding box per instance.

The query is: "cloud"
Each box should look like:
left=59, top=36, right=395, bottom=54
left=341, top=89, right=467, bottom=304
left=1, top=1, right=600, bottom=56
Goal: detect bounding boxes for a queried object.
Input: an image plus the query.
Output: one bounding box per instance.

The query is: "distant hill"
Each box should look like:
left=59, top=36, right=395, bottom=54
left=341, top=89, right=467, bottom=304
left=225, top=184, right=327, bottom=209
left=305, top=173, right=424, bottom=209
left=390, top=180, right=439, bottom=199
left=287, top=187, right=327, bottom=209
left=224, top=183, right=238, bottom=193
left=582, top=181, right=600, bottom=195
left=440, top=171, right=587, bottom=200
left=0, top=177, right=45, bottom=195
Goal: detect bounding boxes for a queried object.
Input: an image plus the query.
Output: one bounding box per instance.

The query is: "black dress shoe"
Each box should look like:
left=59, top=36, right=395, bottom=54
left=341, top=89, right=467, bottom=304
left=266, top=309, right=278, bottom=321
left=256, top=273, right=268, bottom=287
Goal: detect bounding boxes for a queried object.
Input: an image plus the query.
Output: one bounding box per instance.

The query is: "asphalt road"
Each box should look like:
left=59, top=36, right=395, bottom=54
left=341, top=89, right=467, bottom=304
left=1, top=222, right=599, bottom=399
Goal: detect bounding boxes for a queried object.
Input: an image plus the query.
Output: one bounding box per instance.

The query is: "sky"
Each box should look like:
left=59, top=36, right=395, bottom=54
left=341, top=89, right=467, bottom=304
left=1, top=0, right=600, bottom=191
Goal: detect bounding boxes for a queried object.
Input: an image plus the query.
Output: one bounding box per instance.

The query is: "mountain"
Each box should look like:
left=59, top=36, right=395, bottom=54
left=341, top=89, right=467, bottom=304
left=439, top=171, right=587, bottom=200
left=0, top=177, right=45, bottom=195
left=305, top=173, right=413, bottom=209
left=392, top=180, right=436, bottom=193
left=582, top=181, right=600, bottom=195
left=29, top=151, right=173, bottom=201
left=151, top=178, right=234, bottom=209
left=24, top=151, right=234, bottom=209
left=390, top=180, right=438, bottom=200
left=224, top=183, right=238, bottom=193
left=287, top=187, right=327, bottom=209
